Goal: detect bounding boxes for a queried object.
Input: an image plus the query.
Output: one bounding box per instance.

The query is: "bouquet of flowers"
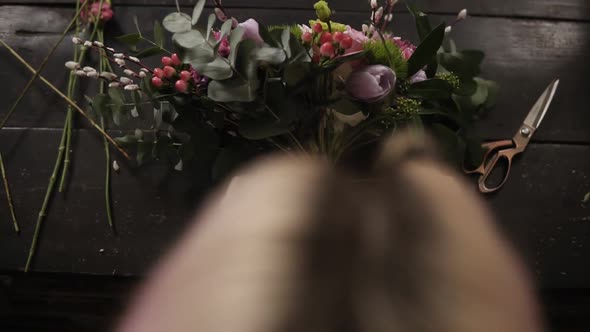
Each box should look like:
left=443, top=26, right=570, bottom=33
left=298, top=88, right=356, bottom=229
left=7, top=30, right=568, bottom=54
left=70, top=0, right=497, bottom=177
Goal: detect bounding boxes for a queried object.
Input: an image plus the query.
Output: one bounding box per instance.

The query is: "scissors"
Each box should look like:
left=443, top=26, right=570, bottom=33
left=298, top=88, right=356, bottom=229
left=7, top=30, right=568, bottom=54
left=465, top=79, right=560, bottom=194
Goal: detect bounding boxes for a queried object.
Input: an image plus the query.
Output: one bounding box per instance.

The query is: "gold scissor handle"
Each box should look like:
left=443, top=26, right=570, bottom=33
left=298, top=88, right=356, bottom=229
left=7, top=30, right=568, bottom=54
left=464, top=140, right=516, bottom=194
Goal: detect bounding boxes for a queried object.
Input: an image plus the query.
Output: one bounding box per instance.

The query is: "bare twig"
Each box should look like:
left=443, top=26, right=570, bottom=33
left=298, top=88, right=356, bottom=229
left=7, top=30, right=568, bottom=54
left=0, top=152, right=19, bottom=233
left=0, top=39, right=131, bottom=160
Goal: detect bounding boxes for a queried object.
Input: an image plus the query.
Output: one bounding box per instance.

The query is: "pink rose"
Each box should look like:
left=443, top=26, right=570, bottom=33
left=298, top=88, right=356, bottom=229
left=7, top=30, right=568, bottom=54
left=392, top=37, right=416, bottom=60
left=238, top=19, right=264, bottom=45
left=345, top=65, right=397, bottom=103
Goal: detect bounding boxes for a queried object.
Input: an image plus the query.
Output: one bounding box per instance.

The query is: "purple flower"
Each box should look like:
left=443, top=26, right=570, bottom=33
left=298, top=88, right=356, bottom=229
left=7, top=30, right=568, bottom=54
left=409, top=70, right=427, bottom=84
left=238, top=19, right=264, bottom=45
left=345, top=65, right=397, bottom=102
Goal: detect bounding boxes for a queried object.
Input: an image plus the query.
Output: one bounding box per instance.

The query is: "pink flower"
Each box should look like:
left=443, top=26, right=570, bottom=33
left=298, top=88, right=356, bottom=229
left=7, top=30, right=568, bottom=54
left=343, top=26, right=368, bottom=54
left=392, top=37, right=416, bottom=60
left=409, top=70, right=427, bottom=84
left=81, top=0, right=114, bottom=23
left=213, top=31, right=231, bottom=58
left=238, top=19, right=264, bottom=45
left=345, top=65, right=397, bottom=102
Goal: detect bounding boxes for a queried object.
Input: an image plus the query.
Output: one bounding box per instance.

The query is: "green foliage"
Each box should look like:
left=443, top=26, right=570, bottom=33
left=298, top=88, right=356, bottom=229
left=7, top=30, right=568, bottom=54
left=363, top=40, right=408, bottom=80
left=407, top=23, right=445, bottom=77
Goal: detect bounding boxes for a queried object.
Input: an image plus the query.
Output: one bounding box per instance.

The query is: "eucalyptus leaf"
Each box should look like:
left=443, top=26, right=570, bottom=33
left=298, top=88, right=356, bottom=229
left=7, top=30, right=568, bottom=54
left=219, top=19, right=233, bottom=41
left=154, top=21, right=165, bottom=48
left=228, top=26, right=246, bottom=66
left=162, top=12, right=192, bottom=33
left=173, top=29, right=205, bottom=49
left=196, top=57, right=233, bottom=80
left=191, top=0, right=206, bottom=26
left=183, top=43, right=215, bottom=65
left=234, top=39, right=259, bottom=80
left=208, top=79, right=257, bottom=102
left=206, top=13, right=216, bottom=41
left=255, top=47, right=286, bottom=64
left=407, top=23, right=445, bottom=77
left=154, top=106, right=163, bottom=129
left=281, top=28, right=291, bottom=58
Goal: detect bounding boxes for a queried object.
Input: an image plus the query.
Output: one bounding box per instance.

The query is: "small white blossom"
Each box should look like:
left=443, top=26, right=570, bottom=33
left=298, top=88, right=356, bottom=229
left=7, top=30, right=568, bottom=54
left=138, top=71, right=147, bottom=78
left=112, top=160, right=120, bottom=172
left=93, top=41, right=104, bottom=47
left=109, top=82, right=121, bottom=88
left=113, top=53, right=125, bottom=59
left=82, top=66, right=96, bottom=72
left=83, top=41, right=93, bottom=47
left=75, top=70, right=86, bottom=77
left=174, top=160, right=183, bottom=172
left=128, top=56, right=140, bottom=63
left=124, top=84, right=140, bottom=91
left=115, top=58, right=126, bottom=67
left=445, top=26, right=452, bottom=34
left=65, top=61, right=80, bottom=70
left=370, top=0, right=378, bottom=9
left=123, top=69, right=136, bottom=77
left=119, top=77, right=133, bottom=85
left=86, top=71, right=99, bottom=79
left=72, top=37, right=83, bottom=44
left=374, top=7, right=384, bottom=23
left=100, top=72, right=117, bottom=80
left=457, top=9, right=468, bottom=20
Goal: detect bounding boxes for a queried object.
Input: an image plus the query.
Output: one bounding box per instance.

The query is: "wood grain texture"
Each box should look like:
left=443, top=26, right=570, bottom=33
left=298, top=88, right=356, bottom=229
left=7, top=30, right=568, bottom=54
left=0, top=129, right=589, bottom=289
left=0, top=0, right=588, bottom=21
left=1, top=6, right=590, bottom=143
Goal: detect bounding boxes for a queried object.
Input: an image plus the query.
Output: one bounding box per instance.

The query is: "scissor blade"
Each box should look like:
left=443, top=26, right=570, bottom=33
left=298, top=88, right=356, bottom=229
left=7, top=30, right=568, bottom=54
left=523, top=79, right=560, bottom=130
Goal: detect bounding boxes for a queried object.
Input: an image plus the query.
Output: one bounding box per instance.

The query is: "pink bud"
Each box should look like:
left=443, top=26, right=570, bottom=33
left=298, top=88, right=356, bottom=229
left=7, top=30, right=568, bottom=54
left=301, top=32, right=313, bottom=43
left=175, top=80, right=188, bottom=93
left=153, top=68, right=165, bottom=79
left=161, top=56, right=173, bottom=66
left=179, top=71, right=192, bottom=81
left=171, top=54, right=182, bottom=66
left=313, top=22, right=323, bottom=34
left=214, top=8, right=227, bottom=21
left=320, top=42, right=335, bottom=58
left=151, top=77, right=163, bottom=88
left=332, top=31, right=344, bottom=43
left=163, top=66, right=176, bottom=78
left=340, top=35, right=353, bottom=49
left=319, top=32, right=332, bottom=45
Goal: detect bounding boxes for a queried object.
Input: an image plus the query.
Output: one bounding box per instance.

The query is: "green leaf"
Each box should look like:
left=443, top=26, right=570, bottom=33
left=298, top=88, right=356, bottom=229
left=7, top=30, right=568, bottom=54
left=90, top=93, right=111, bottom=118
left=281, top=28, right=291, bottom=58
left=234, top=39, right=259, bottom=80
left=206, top=13, right=216, bottom=41
left=114, top=134, right=138, bottom=145
left=330, top=98, right=361, bottom=116
left=254, top=47, right=286, bottom=64
left=584, top=192, right=590, bottom=204
left=173, top=29, right=205, bottom=49
left=191, top=0, right=206, bottom=26
left=407, top=23, right=445, bottom=77
left=208, top=79, right=257, bottom=102
left=228, top=26, right=246, bottom=66
left=438, top=50, right=484, bottom=79
left=407, top=79, right=453, bottom=100
left=183, top=43, right=215, bottom=65
left=479, top=78, right=500, bottom=109
left=454, top=78, right=477, bottom=96
left=219, top=19, right=233, bottom=42
left=283, top=62, right=310, bottom=88
left=196, top=57, right=233, bottom=80
left=162, top=12, right=192, bottom=33
left=135, top=46, right=165, bottom=58
left=258, top=24, right=279, bottom=47
left=154, top=21, right=165, bottom=48
left=406, top=3, right=433, bottom=41
left=116, top=33, right=142, bottom=52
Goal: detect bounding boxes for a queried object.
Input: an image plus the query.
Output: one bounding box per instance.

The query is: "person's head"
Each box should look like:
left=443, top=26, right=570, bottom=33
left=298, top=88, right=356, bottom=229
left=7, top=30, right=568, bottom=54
left=117, top=131, right=543, bottom=332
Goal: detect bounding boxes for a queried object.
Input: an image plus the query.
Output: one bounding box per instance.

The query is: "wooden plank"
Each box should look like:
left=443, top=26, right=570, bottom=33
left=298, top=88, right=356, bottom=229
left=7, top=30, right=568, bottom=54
left=1, top=6, right=589, bottom=142
left=0, top=128, right=589, bottom=290
left=0, top=0, right=588, bottom=21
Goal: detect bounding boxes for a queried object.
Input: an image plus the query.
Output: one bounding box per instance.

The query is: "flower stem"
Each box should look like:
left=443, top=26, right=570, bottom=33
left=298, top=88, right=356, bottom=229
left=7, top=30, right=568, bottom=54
left=24, top=122, right=68, bottom=272
left=0, top=1, right=89, bottom=130
left=0, top=40, right=130, bottom=160
left=0, top=152, right=19, bottom=233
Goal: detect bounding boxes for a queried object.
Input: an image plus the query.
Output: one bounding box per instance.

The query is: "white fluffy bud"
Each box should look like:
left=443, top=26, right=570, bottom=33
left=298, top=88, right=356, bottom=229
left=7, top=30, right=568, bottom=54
left=82, top=66, right=95, bottom=72
left=100, top=72, right=117, bottom=80
left=123, top=69, right=136, bottom=77
left=93, top=41, right=104, bottom=47
left=109, top=82, right=121, bottom=88
left=128, top=56, right=140, bottom=63
left=124, top=84, right=140, bottom=91
left=115, top=58, right=126, bottom=67
left=72, top=37, right=83, bottom=44
left=370, top=0, right=378, bottom=9
left=65, top=61, right=80, bottom=70
left=86, top=71, right=99, bottom=79
left=138, top=71, right=147, bottom=78
left=119, top=77, right=133, bottom=85
left=75, top=70, right=86, bottom=77
left=112, top=160, right=120, bottom=172
left=83, top=41, right=93, bottom=47
left=113, top=53, right=125, bottom=59
left=457, top=9, right=468, bottom=20
left=445, top=26, right=452, bottom=34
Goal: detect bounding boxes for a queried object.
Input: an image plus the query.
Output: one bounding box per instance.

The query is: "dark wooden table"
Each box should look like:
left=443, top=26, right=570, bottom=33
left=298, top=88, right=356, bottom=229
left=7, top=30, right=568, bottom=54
left=1, top=0, right=590, bottom=330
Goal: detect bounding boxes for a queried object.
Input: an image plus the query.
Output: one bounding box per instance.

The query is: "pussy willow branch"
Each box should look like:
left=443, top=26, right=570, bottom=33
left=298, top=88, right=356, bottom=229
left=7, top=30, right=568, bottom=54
left=0, top=40, right=130, bottom=160
left=0, top=1, right=89, bottom=130
left=0, top=152, right=19, bottom=233
left=59, top=0, right=106, bottom=192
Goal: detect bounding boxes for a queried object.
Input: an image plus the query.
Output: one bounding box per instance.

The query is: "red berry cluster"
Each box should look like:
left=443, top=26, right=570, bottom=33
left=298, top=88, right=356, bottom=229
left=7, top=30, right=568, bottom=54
left=301, top=22, right=353, bottom=61
left=151, top=54, right=192, bottom=93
